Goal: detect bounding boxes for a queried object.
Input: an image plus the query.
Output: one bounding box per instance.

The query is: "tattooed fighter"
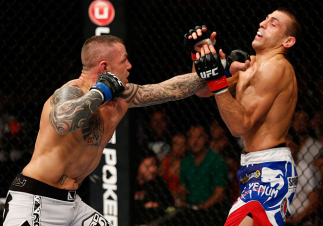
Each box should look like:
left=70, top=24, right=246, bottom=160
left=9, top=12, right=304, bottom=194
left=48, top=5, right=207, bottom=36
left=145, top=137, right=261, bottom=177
left=2, top=35, right=215, bottom=226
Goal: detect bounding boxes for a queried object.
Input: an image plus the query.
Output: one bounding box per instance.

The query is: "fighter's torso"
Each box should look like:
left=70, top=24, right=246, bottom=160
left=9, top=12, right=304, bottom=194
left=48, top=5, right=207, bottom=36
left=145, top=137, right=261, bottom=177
left=22, top=80, right=130, bottom=190
left=235, top=55, right=298, bottom=152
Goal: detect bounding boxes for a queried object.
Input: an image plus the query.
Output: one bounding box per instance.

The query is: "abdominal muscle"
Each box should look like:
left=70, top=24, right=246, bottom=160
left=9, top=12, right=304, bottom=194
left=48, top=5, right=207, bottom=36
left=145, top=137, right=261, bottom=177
left=22, top=129, right=105, bottom=190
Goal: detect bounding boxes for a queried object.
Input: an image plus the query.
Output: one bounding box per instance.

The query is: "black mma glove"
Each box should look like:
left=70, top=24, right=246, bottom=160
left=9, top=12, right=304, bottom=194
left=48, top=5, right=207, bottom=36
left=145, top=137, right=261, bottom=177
left=194, top=52, right=228, bottom=95
left=184, top=25, right=213, bottom=53
left=224, top=49, right=251, bottom=77
left=90, top=71, right=125, bottom=104
left=183, top=25, right=215, bottom=60
left=194, top=49, right=250, bottom=95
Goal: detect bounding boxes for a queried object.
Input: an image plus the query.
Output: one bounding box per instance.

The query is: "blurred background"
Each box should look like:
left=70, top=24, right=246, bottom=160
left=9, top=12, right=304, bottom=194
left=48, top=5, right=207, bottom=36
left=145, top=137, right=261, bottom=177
left=0, top=0, right=322, bottom=225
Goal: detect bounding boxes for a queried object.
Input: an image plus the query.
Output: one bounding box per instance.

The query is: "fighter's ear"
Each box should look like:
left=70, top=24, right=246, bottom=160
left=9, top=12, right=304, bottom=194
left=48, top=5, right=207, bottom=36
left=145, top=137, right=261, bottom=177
left=99, top=61, right=109, bottom=73
left=283, top=36, right=296, bottom=49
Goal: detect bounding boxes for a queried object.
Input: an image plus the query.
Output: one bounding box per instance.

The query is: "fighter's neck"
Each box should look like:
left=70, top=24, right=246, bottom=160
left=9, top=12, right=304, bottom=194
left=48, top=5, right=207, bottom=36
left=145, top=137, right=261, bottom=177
left=79, top=72, right=101, bottom=90
left=254, top=48, right=285, bottom=64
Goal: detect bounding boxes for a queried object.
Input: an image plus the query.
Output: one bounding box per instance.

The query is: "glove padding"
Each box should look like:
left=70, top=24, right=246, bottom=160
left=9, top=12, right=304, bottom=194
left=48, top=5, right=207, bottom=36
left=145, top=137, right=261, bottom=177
left=194, top=52, right=228, bottom=94
left=90, top=71, right=125, bottom=104
left=225, top=49, right=251, bottom=77
left=183, top=25, right=214, bottom=54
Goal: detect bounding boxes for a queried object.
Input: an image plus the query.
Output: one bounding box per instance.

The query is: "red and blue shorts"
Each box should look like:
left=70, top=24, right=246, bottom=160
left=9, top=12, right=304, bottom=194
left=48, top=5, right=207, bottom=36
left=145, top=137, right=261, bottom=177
left=225, top=147, right=297, bottom=226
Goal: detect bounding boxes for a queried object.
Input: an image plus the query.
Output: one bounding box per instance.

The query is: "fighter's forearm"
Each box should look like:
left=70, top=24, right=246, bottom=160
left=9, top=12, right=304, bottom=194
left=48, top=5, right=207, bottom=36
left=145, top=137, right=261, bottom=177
left=214, top=91, right=251, bottom=137
left=49, top=91, right=103, bottom=135
left=125, top=73, right=207, bottom=108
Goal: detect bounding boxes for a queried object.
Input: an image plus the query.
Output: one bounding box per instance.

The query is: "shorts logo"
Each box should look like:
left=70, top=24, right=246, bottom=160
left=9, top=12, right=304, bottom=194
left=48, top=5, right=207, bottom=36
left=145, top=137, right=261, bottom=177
left=32, top=195, right=42, bottom=226
left=12, top=177, right=27, bottom=187
left=238, top=164, right=262, bottom=185
left=67, top=191, right=76, bottom=201
left=261, top=167, right=284, bottom=190
left=288, top=176, right=298, bottom=193
left=240, top=170, right=261, bottom=184
left=83, top=213, right=110, bottom=226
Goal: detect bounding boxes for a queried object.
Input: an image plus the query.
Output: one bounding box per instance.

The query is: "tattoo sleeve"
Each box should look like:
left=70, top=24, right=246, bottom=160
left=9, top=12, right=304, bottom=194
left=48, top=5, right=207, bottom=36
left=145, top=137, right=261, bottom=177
left=121, top=73, right=207, bottom=107
left=49, top=82, right=103, bottom=135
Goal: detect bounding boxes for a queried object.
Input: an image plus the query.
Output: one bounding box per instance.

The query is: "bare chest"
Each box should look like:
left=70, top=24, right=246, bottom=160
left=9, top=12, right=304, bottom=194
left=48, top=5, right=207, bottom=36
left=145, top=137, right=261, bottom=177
left=235, top=67, right=257, bottom=102
left=81, top=99, right=128, bottom=146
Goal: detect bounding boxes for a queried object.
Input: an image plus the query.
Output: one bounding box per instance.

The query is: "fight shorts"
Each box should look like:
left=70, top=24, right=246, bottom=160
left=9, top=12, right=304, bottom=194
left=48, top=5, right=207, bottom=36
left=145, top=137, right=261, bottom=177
left=3, top=174, right=112, bottom=226
left=224, top=147, right=297, bottom=226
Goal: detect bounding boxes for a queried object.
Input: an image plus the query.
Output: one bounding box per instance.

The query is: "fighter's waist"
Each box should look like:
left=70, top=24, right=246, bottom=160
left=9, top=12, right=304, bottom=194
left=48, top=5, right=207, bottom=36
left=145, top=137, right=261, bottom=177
left=241, top=146, right=292, bottom=166
left=9, top=173, right=77, bottom=202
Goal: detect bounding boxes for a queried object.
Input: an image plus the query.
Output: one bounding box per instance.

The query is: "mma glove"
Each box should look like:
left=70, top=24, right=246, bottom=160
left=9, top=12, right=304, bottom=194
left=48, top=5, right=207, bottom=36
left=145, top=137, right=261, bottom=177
left=224, top=49, right=251, bottom=77
left=194, top=49, right=250, bottom=95
left=183, top=25, right=215, bottom=60
left=90, top=71, right=125, bottom=104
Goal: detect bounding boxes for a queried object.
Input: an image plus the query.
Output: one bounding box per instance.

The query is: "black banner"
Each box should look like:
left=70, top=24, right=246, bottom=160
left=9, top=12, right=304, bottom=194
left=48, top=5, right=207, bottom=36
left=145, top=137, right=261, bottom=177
left=82, top=1, right=130, bottom=226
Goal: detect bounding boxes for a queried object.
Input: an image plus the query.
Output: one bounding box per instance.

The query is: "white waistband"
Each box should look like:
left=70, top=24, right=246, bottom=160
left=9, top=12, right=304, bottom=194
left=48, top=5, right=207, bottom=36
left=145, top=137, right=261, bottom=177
left=240, top=147, right=293, bottom=166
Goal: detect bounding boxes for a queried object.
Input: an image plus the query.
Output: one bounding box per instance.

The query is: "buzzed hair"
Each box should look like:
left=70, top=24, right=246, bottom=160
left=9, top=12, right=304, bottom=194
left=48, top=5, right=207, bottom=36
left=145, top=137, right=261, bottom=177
left=81, top=35, right=124, bottom=70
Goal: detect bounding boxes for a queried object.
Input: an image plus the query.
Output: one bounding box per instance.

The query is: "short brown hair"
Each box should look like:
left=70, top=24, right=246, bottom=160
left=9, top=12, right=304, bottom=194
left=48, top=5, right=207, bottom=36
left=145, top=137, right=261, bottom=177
left=81, top=35, right=124, bottom=70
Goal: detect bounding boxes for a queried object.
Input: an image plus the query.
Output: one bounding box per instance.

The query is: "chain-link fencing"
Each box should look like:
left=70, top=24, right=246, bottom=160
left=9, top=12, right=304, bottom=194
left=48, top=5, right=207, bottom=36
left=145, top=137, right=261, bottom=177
left=0, top=1, right=85, bottom=224
left=128, top=0, right=323, bottom=226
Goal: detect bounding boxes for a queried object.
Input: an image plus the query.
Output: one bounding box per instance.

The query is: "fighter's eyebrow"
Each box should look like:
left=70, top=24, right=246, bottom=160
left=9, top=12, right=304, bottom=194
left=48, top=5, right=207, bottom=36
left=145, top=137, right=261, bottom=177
left=271, top=17, right=280, bottom=23
left=266, top=16, right=280, bottom=23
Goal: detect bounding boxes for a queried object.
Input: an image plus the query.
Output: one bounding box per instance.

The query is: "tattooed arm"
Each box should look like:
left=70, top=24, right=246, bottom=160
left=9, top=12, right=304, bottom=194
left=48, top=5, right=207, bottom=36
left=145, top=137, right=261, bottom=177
left=49, top=82, right=103, bottom=135
left=121, top=73, right=207, bottom=108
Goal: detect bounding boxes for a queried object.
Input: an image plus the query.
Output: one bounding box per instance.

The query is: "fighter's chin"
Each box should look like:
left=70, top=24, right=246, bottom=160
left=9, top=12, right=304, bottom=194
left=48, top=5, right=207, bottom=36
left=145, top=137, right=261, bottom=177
left=251, top=41, right=260, bottom=51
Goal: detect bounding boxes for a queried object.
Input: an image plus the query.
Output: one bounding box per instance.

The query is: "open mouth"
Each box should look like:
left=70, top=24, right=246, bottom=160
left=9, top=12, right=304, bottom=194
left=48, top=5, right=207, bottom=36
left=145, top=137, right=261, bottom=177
left=256, top=31, right=263, bottom=38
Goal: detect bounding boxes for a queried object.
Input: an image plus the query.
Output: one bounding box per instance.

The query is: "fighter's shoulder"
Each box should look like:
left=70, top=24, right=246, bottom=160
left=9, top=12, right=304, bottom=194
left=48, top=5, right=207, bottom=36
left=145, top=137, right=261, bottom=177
left=259, top=57, right=288, bottom=76
left=50, top=79, right=85, bottom=106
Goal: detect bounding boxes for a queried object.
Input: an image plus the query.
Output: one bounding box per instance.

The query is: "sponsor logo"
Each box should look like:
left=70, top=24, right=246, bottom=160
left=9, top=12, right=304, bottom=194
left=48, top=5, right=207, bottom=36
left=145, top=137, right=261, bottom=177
left=67, top=191, right=76, bottom=201
left=102, top=148, right=118, bottom=225
left=287, top=176, right=298, bottom=193
left=88, top=0, right=115, bottom=26
left=237, top=167, right=286, bottom=203
left=240, top=170, right=261, bottom=184
left=247, top=182, right=280, bottom=198
left=238, top=164, right=263, bottom=185
left=32, top=196, right=42, bottom=226
left=261, top=167, right=284, bottom=190
left=83, top=213, right=111, bottom=226
left=199, top=68, right=218, bottom=79
left=12, top=177, right=27, bottom=187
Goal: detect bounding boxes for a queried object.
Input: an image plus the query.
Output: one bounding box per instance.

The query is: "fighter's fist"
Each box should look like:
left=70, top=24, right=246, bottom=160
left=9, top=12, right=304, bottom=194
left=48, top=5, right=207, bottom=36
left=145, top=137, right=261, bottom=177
left=90, top=72, right=125, bottom=104
left=194, top=52, right=228, bottom=95
left=225, top=49, right=251, bottom=76
left=183, top=25, right=215, bottom=53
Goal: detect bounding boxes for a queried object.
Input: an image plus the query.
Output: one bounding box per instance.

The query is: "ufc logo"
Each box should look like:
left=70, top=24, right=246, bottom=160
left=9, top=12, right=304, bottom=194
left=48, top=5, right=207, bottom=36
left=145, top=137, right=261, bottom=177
left=199, top=68, right=218, bottom=78
left=88, top=0, right=115, bottom=27
left=94, top=3, right=109, bottom=19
